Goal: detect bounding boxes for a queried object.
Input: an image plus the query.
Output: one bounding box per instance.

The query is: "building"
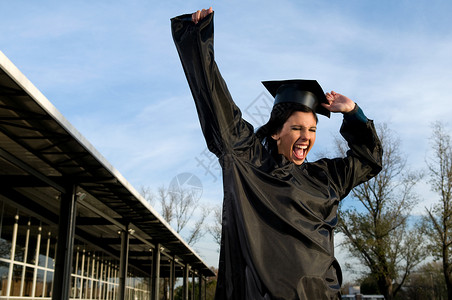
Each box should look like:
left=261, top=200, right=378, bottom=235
left=0, top=50, right=215, bottom=300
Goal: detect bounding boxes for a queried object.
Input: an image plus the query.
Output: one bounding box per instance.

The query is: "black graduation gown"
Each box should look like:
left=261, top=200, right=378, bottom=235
left=171, top=13, right=382, bottom=300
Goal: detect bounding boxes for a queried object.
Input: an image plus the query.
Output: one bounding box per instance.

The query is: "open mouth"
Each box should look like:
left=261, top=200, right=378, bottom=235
left=293, top=144, right=307, bottom=161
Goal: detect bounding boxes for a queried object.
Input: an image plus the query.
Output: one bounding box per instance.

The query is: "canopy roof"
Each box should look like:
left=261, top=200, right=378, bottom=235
left=0, top=51, right=215, bottom=278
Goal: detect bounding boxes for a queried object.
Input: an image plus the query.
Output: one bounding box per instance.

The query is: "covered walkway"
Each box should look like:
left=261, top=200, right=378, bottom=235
left=0, top=50, right=215, bottom=299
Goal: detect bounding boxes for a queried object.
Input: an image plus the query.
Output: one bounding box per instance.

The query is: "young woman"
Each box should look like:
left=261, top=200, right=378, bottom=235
left=172, top=8, right=382, bottom=300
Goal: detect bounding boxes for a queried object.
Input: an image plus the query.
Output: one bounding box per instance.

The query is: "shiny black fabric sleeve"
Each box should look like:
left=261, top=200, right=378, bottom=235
left=315, top=111, right=383, bottom=200
left=171, top=13, right=254, bottom=158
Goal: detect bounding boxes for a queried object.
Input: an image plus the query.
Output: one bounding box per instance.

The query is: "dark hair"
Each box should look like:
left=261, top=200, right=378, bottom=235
left=256, top=103, right=318, bottom=155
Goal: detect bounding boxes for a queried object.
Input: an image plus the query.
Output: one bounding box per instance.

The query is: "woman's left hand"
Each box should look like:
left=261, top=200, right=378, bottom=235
left=322, top=91, right=356, bottom=113
left=192, top=7, right=213, bottom=24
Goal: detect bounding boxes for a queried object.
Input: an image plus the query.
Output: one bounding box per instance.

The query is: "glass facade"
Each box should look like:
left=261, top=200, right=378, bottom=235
left=0, top=200, right=150, bottom=300
left=0, top=201, right=56, bottom=299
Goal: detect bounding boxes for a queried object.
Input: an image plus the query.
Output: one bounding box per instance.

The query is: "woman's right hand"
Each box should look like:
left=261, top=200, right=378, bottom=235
left=192, top=7, right=213, bottom=24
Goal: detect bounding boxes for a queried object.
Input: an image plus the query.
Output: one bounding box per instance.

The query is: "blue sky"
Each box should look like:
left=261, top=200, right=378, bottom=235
left=2, top=0, right=452, bottom=281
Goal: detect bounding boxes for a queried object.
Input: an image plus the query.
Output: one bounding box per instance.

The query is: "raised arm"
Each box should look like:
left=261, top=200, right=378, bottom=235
left=319, top=103, right=383, bottom=199
left=171, top=9, right=254, bottom=158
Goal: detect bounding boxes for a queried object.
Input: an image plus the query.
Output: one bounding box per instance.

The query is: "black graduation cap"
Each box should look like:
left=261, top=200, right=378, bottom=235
left=262, top=79, right=330, bottom=118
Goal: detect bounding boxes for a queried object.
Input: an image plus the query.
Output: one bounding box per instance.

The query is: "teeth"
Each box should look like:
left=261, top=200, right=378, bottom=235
left=294, top=145, right=307, bottom=149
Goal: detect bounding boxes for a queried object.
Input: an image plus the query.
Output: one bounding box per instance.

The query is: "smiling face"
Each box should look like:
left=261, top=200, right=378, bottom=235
left=271, top=111, right=317, bottom=165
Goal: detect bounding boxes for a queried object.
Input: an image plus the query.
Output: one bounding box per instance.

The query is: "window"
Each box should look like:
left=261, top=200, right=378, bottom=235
left=0, top=201, right=56, bottom=299
left=0, top=200, right=151, bottom=300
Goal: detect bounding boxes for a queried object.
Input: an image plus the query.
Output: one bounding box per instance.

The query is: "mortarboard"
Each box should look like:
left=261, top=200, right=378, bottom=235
left=262, top=79, right=330, bottom=118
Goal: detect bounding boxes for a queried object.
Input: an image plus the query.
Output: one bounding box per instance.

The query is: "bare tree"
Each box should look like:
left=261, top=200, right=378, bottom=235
left=337, top=123, right=426, bottom=300
left=208, top=204, right=222, bottom=247
left=140, top=185, right=155, bottom=206
left=140, top=185, right=209, bottom=247
left=140, top=184, right=210, bottom=300
left=424, top=122, right=452, bottom=299
left=401, top=261, right=447, bottom=300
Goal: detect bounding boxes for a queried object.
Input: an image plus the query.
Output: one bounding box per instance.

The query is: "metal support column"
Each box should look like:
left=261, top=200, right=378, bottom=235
left=169, top=257, right=175, bottom=300
left=52, top=184, right=77, bottom=300
left=191, top=272, right=195, bottom=300
left=198, top=274, right=203, bottom=300
left=204, top=276, right=207, bottom=300
left=118, top=228, right=130, bottom=300
left=183, top=264, right=189, bottom=300
left=151, top=243, right=161, bottom=300
left=149, top=250, right=153, bottom=299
